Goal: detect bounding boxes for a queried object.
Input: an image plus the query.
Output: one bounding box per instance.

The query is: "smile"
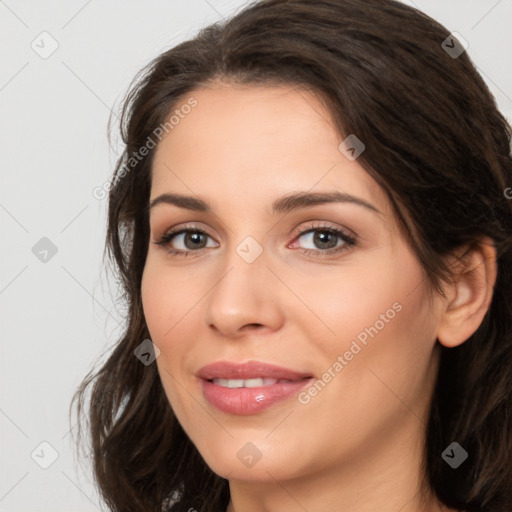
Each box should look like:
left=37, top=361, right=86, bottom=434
left=197, top=360, right=314, bottom=414
left=210, top=377, right=295, bottom=388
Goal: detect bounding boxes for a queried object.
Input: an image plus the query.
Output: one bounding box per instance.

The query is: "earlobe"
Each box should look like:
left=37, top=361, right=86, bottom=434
left=436, top=236, right=497, bottom=349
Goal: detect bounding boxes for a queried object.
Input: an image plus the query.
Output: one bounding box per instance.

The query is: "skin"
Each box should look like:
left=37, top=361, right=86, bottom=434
left=141, top=83, right=497, bottom=512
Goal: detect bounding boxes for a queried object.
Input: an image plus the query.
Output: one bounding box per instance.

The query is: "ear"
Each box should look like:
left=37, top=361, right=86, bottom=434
left=436, top=236, right=497, bottom=348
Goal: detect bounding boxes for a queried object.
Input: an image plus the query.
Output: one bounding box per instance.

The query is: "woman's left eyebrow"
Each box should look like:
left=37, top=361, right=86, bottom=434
left=148, top=190, right=383, bottom=217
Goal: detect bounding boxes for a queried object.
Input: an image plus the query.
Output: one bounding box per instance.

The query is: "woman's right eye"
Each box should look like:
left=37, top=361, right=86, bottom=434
left=154, top=227, right=218, bottom=257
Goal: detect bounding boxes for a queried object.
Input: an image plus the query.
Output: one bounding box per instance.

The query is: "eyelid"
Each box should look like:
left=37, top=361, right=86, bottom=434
left=154, top=219, right=355, bottom=239
left=156, top=222, right=217, bottom=241
left=289, top=220, right=357, bottom=241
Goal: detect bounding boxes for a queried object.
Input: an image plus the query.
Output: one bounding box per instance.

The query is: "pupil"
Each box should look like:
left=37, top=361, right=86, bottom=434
left=187, top=232, right=204, bottom=249
left=315, top=231, right=335, bottom=249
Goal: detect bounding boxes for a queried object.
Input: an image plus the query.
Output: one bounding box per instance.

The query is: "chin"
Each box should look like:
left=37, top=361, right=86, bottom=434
left=199, top=442, right=309, bottom=482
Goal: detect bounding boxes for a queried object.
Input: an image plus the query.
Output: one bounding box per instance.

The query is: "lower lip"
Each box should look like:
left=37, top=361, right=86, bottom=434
left=201, top=378, right=313, bottom=415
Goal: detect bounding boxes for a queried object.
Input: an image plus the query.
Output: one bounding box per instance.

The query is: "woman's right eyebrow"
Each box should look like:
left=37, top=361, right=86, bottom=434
left=147, top=191, right=383, bottom=218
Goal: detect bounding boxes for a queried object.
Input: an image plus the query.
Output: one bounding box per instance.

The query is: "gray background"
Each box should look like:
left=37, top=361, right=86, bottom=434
left=1, top=1, right=511, bottom=510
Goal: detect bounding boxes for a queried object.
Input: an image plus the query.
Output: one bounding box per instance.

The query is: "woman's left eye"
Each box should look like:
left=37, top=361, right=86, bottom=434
left=153, top=223, right=356, bottom=258
left=291, top=226, right=356, bottom=257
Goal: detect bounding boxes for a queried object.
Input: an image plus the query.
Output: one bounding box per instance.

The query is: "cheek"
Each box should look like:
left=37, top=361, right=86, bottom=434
left=310, top=248, right=434, bottom=391
left=141, top=260, right=186, bottom=339
left=325, top=266, right=438, bottom=422
left=141, top=264, right=192, bottom=414
left=293, top=254, right=415, bottom=360
left=141, top=261, right=200, bottom=391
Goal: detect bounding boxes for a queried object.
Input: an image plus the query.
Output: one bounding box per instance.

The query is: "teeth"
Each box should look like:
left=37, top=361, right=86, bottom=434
left=211, top=378, right=293, bottom=388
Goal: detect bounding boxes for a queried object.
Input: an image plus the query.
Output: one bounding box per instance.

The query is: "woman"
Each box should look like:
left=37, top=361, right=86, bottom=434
left=73, top=0, right=512, bottom=510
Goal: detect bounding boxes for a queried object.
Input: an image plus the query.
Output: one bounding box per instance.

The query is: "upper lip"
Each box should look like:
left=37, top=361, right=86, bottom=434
left=197, top=360, right=314, bottom=381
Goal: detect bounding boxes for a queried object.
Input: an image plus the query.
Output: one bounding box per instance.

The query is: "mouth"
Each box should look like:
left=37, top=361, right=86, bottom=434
left=197, top=360, right=314, bottom=381
left=197, top=360, right=315, bottom=415
left=207, top=377, right=303, bottom=388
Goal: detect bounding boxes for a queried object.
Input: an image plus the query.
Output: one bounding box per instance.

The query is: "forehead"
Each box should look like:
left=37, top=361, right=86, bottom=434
left=150, top=84, right=391, bottom=219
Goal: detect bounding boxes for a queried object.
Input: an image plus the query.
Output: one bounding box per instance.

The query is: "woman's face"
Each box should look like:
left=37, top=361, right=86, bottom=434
left=141, top=84, right=444, bottom=484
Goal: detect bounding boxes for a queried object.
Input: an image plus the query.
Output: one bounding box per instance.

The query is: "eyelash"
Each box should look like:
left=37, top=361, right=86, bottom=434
left=153, top=221, right=357, bottom=259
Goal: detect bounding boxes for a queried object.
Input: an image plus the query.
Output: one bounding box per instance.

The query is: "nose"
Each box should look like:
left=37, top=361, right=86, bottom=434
left=204, top=249, right=284, bottom=339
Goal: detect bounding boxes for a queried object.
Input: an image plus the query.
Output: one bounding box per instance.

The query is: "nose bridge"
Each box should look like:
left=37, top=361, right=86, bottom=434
left=204, top=234, right=282, bottom=335
left=212, top=233, right=268, bottom=308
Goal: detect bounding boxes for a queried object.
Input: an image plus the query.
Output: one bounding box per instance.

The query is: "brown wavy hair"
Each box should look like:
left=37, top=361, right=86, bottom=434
left=72, top=0, right=512, bottom=510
